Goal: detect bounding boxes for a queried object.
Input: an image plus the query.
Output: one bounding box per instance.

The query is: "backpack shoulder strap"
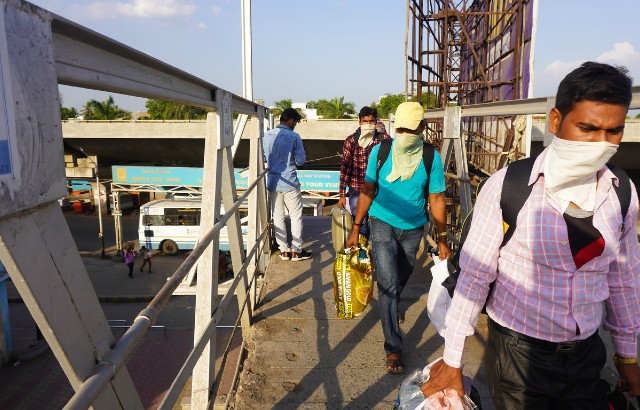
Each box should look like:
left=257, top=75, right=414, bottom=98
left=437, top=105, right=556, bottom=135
left=607, top=163, right=632, bottom=225
left=500, top=156, right=536, bottom=248
left=422, top=143, right=435, bottom=184
left=422, top=143, right=435, bottom=211
left=375, top=138, right=392, bottom=183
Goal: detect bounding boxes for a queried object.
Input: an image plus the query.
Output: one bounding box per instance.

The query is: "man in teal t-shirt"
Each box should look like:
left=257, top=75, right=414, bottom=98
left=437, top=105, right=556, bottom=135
left=347, top=102, right=450, bottom=374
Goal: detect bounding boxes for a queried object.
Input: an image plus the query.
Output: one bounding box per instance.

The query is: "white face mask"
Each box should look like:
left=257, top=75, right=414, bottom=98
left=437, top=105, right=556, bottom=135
left=544, top=137, right=619, bottom=211
left=358, top=124, right=376, bottom=147
left=546, top=137, right=618, bottom=191
left=360, top=123, right=375, bottom=136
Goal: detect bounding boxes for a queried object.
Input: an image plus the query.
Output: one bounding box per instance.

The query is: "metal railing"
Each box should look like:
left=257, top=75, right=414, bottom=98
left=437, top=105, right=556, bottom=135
left=64, top=169, right=270, bottom=409
left=1, top=1, right=270, bottom=409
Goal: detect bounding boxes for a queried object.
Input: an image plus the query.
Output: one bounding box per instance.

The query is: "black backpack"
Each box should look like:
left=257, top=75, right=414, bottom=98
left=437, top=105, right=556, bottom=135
left=444, top=156, right=632, bottom=303
left=374, top=138, right=435, bottom=204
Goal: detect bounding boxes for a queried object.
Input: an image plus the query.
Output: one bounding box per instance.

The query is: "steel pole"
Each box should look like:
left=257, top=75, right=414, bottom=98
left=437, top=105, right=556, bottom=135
left=95, top=158, right=105, bottom=258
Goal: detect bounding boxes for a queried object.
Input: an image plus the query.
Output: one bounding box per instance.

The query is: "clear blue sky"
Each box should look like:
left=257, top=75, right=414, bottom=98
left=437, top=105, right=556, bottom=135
left=30, top=0, right=640, bottom=113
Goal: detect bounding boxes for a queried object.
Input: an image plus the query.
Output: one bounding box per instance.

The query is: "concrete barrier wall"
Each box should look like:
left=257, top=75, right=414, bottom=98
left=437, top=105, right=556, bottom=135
left=63, top=118, right=640, bottom=143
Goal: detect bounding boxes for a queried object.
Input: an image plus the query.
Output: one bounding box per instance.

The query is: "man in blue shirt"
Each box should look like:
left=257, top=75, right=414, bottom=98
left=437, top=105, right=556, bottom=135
left=263, top=108, right=312, bottom=261
left=347, top=102, right=450, bottom=374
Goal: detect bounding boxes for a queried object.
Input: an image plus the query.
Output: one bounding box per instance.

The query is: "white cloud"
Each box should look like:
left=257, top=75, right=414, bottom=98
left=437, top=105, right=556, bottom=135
left=595, top=42, right=640, bottom=68
left=196, top=22, right=207, bottom=30
left=84, top=2, right=112, bottom=19
left=595, top=42, right=640, bottom=83
left=211, top=5, right=223, bottom=16
left=542, top=59, right=584, bottom=81
left=86, top=0, right=196, bottom=19
left=116, top=0, right=195, bottom=18
left=535, top=42, right=640, bottom=97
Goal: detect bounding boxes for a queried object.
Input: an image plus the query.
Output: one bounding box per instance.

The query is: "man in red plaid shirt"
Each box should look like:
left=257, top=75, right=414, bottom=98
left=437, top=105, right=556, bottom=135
left=337, top=106, right=390, bottom=238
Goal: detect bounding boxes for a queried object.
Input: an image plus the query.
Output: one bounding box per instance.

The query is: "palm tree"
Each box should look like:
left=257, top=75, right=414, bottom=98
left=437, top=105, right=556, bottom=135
left=164, top=103, right=208, bottom=120
left=82, top=96, right=131, bottom=120
left=271, top=99, right=292, bottom=117
left=316, top=97, right=355, bottom=119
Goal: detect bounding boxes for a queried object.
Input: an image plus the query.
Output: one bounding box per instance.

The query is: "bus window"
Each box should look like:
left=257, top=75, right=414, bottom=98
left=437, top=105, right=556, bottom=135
left=144, top=215, right=164, bottom=226
left=164, top=208, right=200, bottom=226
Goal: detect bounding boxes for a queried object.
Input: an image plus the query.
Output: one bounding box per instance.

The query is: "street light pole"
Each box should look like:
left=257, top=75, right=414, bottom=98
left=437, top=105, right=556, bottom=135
left=79, top=148, right=105, bottom=258
left=95, top=157, right=105, bottom=258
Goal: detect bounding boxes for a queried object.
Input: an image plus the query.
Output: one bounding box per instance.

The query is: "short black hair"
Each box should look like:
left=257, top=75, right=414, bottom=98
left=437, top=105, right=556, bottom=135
left=358, top=106, right=378, bottom=119
left=280, top=108, right=302, bottom=122
left=556, top=61, right=632, bottom=117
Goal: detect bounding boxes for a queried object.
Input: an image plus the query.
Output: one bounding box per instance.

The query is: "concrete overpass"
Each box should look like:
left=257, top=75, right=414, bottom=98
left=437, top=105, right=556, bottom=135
left=62, top=118, right=358, bottom=170
left=63, top=117, right=640, bottom=172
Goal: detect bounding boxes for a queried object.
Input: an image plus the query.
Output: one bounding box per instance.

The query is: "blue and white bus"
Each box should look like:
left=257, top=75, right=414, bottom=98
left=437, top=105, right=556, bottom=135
left=138, top=198, right=247, bottom=255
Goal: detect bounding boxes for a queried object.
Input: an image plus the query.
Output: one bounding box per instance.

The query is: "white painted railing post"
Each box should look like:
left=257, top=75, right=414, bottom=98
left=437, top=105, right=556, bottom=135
left=0, top=2, right=141, bottom=408
left=256, top=110, right=270, bottom=276
left=192, top=111, right=223, bottom=409
left=442, top=106, right=472, bottom=219
left=246, top=109, right=269, bottom=314
left=543, top=97, right=556, bottom=147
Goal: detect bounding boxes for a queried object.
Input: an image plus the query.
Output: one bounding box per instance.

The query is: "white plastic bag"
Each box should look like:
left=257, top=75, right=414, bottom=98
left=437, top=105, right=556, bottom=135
left=330, top=206, right=353, bottom=254
left=427, top=256, right=453, bottom=337
left=396, top=358, right=480, bottom=410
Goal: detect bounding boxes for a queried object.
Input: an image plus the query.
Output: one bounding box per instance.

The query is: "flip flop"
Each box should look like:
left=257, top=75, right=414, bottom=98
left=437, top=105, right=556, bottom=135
left=386, top=353, right=405, bottom=374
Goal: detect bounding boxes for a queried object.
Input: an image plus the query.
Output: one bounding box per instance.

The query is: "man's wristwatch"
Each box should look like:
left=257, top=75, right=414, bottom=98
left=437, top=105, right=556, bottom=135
left=437, top=231, right=448, bottom=239
left=613, top=354, right=638, bottom=365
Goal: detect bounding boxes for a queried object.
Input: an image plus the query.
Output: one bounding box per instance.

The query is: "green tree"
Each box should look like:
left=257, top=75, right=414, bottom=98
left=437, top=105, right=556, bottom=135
left=316, top=97, right=355, bottom=119
left=145, top=99, right=170, bottom=119
left=373, top=94, right=405, bottom=118
left=60, top=106, right=78, bottom=120
left=165, top=104, right=209, bottom=120
left=415, top=91, right=438, bottom=109
left=59, top=93, right=78, bottom=120
left=635, top=113, right=640, bottom=119
left=271, top=99, right=293, bottom=118
left=145, top=99, right=209, bottom=120
left=373, top=92, right=438, bottom=118
left=82, top=96, right=131, bottom=120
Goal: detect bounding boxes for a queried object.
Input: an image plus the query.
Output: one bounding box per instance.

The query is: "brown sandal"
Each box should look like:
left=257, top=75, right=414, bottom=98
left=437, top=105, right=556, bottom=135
left=386, top=353, right=405, bottom=374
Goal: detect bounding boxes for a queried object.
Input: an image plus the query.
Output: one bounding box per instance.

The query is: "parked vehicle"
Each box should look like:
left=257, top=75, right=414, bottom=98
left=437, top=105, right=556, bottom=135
left=138, top=198, right=247, bottom=255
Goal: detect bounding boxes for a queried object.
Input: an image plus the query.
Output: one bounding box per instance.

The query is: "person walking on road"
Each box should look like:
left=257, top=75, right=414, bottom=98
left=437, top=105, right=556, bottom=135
left=139, top=245, right=153, bottom=273
left=346, top=101, right=451, bottom=374
left=123, top=245, right=138, bottom=278
left=337, top=106, right=390, bottom=241
left=421, top=62, right=640, bottom=409
left=263, top=107, right=312, bottom=262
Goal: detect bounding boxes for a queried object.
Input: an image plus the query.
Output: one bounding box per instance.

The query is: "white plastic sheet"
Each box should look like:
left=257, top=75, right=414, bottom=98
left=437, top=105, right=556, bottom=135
left=427, top=256, right=453, bottom=337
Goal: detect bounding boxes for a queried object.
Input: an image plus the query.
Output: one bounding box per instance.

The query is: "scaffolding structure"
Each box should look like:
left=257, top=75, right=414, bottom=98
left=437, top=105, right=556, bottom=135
left=406, top=0, right=536, bottom=176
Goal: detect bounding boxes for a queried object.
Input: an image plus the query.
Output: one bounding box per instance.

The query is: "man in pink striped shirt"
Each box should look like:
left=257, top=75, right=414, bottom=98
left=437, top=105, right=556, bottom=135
left=422, top=62, right=640, bottom=408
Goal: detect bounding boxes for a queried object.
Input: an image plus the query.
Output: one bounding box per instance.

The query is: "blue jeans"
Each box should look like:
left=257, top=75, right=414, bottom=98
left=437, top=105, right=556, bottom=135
left=348, top=189, right=369, bottom=238
left=369, top=217, right=424, bottom=355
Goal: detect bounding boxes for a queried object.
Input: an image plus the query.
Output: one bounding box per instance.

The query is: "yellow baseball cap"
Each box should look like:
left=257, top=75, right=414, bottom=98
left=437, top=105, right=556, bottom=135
left=394, top=102, right=424, bottom=130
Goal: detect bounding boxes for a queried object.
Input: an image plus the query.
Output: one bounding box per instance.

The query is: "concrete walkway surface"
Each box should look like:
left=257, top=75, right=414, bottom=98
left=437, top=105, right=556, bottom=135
left=233, top=217, right=495, bottom=409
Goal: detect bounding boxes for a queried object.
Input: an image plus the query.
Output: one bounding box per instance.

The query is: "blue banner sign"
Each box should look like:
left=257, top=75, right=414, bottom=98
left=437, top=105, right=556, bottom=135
left=298, top=170, right=340, bottom=192
left=113, top=166, right=204, bottom=186
left=112, top=166, right=340, bottom=193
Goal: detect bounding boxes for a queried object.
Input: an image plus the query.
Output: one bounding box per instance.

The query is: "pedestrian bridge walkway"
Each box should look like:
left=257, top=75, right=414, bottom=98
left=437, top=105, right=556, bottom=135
left=2, top=3, right=638, bottom=409
left=233, top=216, right=494, bottom=409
